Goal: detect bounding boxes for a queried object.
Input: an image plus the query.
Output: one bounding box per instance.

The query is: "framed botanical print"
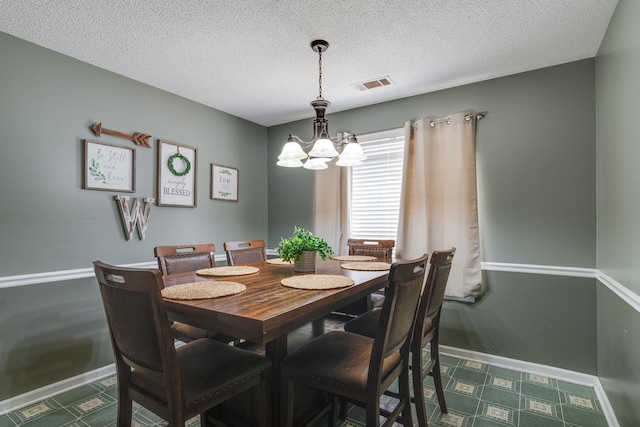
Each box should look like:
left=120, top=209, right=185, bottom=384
left=157, top=140, right=197, bottom=207
left=210, top=164, right=239, bottom=202
left=83, top=139, right=135, bottom=192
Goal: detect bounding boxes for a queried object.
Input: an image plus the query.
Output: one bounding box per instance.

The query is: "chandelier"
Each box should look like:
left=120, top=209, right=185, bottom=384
left=277, top=40, right=367, bottom=170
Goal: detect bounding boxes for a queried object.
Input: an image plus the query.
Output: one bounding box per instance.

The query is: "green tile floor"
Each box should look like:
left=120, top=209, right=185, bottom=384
left=0, top=352, right=610, bottom=427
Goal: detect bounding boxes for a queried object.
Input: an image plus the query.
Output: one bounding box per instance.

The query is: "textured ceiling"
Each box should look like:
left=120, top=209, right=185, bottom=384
left=0, top=0, right=618, bottom=127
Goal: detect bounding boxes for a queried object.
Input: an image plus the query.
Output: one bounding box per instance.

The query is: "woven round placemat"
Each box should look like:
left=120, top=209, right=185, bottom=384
left=196, top=266, right=259, bottom=276
left=161, top=281, right=246, bottom=300
left=266, top=258, right=294, bottom=265
left=332, top=255, right=377, bottom=261
left=281, top=275, right=354, bottom=290
left=341, top=262, right=392, bottom=271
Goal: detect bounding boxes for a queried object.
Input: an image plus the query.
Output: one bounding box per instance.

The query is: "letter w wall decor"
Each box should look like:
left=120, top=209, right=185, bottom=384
left=114, top=196, right=154, bottom=240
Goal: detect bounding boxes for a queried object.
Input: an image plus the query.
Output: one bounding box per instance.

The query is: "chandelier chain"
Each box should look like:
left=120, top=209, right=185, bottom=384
left=317, top=49, right=323, bottom=100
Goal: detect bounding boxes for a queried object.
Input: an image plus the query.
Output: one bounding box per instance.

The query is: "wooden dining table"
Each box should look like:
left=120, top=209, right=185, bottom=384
left=162, top=259, right=389, bottom=426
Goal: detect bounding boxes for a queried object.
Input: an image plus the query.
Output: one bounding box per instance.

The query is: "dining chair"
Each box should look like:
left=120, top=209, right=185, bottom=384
left=344, top=247, right=456, bottom=427
left=223, top=239, right=267, bottom=266
left=280, top=255, right=429, bottom=427
left=92, top=261, right=271, bottom=427
left=334, top=238, right=395, bottom=316
left=154, top=243, right=217, bottom=275
left=347, top=238, right=395, bottom=261
left=154, top=243, right=234, bottom=344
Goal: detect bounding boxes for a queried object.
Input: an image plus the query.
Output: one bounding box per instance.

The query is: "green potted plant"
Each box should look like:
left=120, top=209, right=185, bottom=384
left=277, top=226, right=334, bottom=272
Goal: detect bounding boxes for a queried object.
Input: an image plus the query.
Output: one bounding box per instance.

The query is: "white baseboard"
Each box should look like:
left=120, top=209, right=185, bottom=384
left=0, top=364, right=116, bottom=415
left=593, top=378, right=620, bottom=427
left=441, top=345, right=620, bottom=427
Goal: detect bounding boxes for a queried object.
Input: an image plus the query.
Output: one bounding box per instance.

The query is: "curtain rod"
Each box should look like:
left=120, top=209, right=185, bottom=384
left=430, top=112, right=486, bottom=127
left=412, top=112, right=487, bottom=129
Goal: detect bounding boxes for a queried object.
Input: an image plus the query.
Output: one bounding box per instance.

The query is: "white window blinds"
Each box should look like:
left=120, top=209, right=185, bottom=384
left=350, top=128, right=405, bottom=241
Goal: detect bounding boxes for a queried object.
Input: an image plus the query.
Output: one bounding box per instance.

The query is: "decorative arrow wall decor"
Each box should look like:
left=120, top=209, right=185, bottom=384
left=91, top=122, right=152, bottom=148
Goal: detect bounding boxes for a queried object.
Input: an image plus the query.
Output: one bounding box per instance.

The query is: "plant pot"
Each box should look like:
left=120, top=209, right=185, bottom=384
left=294, top=251, right=317, bottom=272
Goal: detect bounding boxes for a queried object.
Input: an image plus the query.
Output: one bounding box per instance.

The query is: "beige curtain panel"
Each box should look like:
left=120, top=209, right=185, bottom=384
left=314, top=163, right=351, bottom=256
left=396, top=112, right=482, bottom=299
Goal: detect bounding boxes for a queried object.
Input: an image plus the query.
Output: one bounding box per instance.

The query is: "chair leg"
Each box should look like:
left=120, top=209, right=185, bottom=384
left=327, top=394, right=337, bottom=427
left=169, top=410, right=184, bottom=427
left=431, top=340, right=447, bottom=414
left=312, top=318, right=325, bottom=337
left=200, top=409, right=213, bottom=427
left=339, top=398, right=348, bottom=420
left=412, top=351, right=429, bottom=427
left=116, top=388, right=132, bottom=427
left=366, top=392, right=382, bottom=427
left=399, top=365, right=413, bottom=427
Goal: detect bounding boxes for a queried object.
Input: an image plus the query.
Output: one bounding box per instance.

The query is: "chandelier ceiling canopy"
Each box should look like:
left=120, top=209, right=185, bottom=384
left=277, top=40, right=366, bottom=170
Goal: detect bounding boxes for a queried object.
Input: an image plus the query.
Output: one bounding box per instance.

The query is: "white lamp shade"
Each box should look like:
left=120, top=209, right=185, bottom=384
left=277, top=158, right=304, bottom=167
left=303, top=158, right=329, bottom=170
left=308, top=137, right=339, bottom=158
left=312, top=157, right=332, bottom=163
left=278, top=141, right=308, bottom=160
left=336, top=157, right=362, bottom=167
left=338, top=141, right=367, bottom=161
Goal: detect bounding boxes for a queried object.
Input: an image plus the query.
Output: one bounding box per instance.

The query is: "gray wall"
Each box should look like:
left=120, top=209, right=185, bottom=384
left=269, top=60, right=598, bottom=373
left=0, top=32, right=268, bottom=400
left=596, top=0, right=640, bottom=424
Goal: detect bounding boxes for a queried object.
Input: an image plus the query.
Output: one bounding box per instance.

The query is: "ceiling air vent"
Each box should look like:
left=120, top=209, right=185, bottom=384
left=352, top=76, right=393, bottom=91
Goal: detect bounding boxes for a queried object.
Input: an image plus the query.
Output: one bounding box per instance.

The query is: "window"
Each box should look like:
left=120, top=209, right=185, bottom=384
left=350, top=128, right=405, bottom=241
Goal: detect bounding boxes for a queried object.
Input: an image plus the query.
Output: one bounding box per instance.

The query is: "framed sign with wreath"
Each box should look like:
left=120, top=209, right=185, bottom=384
left=210, top=164, right=239, bottom=201
left=157, top=140, right=197, bottom=207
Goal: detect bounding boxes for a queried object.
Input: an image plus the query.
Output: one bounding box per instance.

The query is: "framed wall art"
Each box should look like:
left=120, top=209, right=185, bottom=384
left=210, top=164, right=239, bottom=202
left=157, top=140, right=197, bottom=207
left=83, top=139, right=135, bottom=192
